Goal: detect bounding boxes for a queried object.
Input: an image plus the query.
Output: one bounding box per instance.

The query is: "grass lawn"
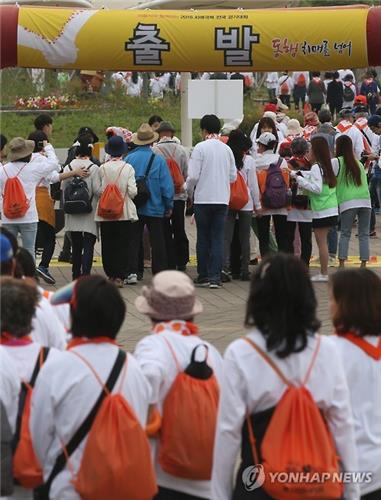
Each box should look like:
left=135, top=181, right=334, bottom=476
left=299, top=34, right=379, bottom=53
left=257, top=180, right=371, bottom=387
left=0, top=69, right=302, bottom=147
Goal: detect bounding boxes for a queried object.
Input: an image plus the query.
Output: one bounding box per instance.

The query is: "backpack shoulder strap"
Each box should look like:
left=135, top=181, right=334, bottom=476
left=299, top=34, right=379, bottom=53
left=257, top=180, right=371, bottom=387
left=302, top=335, right=321, bottom=386
left=42, top=349, right=126, bottom=495
left=160, top=335, right=182, bottom=372
left=12, top=347, right=50, bottom=452
left=144, top=153, right=155, bottom=179
left=242, top=337, right=292, bottom=387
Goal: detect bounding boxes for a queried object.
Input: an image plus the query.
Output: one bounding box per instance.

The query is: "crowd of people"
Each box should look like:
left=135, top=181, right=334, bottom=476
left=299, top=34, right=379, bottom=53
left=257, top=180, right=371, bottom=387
left=1, top=67, right=381, bottom=500
left=1, top=83, right=380, bottom=286
left=0, top=238, right=380, bottom=499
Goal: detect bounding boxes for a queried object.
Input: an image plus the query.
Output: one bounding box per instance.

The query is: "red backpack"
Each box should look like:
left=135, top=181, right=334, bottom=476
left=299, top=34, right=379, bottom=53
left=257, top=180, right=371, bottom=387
left=158, top=338, right=219, bottom=480
left=244, top=336, right=343, bottom=499
left=40, top=350, right=157, bottom=500
left=97, top=164, right=125, bottom=219
left=2, top=164, right=29, bottom=219
left=229, top=170, right=249, bottom=211
left=280, top=76, right=290, bottom=95
left=13, top=347, right=50, bottom=489
left=166, top=157, right=185, bottom=194
left=297, top=73, right=306, bottom=87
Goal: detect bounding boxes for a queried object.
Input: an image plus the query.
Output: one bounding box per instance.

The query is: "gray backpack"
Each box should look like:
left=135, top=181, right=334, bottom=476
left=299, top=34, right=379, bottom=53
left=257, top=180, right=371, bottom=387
left=1, top=399, right=14, bottom=496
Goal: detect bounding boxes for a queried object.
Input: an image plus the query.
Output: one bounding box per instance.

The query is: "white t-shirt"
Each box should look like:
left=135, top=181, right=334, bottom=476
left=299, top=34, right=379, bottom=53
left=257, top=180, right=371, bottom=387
left=32, top=295, right=68, bottom=349
left=332, top=335, right=381, bottom=496
left=0, top=144, right=59, bottom=224
left=0, top=346, right=20, bottom=433
left=186, top=138, right=236, bottom=204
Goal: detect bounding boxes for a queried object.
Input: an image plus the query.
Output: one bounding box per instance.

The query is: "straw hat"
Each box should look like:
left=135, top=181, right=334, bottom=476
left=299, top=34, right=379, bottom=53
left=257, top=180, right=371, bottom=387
left=286, top=119, right=303, bottom=136
left=135, top=271, right=203, bottom=320
left=131, top=123, right=159, bottom=146
left=7, top=137, right=34, bottom=162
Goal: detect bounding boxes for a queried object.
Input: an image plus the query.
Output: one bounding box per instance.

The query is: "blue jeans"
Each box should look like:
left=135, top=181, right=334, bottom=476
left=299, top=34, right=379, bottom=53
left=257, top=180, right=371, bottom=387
left=2, top=222, right=38, bottom=261
left=194, top=204, right=228, bottom=283
left=327, top=224, right=338, bottom=257
left=339, top=207, right=371, bottom=261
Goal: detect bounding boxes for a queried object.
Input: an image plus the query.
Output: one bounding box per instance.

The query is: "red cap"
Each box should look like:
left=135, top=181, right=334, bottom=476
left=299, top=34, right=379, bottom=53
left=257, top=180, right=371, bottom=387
left=354, top=95, right=367, bottom=105
left=264, top=103, right=277, bottom=113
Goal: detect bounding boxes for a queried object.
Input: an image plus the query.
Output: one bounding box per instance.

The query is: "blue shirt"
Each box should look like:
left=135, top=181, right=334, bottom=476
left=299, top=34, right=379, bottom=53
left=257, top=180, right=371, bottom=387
left=126, top=146, right=174, bottom=217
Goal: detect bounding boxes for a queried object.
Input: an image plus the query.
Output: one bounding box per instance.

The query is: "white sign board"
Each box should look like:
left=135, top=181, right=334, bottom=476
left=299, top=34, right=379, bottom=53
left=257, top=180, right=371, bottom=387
left=187, top=80, right=243, bottom=119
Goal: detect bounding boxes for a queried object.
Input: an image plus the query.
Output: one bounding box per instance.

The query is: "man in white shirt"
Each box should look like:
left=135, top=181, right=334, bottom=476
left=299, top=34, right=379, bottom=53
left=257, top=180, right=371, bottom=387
left=292, top=71, right=309, bottom=111
left=265, top=72, right=278, bottom=100
left=277, top=71, right=293, bottom=108
left=336, top=108, right=364, bottom=160
left=0, top=138, right=58, bottom=260
left=186, top=115, right=236, bottom=289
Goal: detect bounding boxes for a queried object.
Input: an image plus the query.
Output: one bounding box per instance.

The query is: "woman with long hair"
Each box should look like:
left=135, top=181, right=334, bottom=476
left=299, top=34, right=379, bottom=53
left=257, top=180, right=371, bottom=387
left=250, top=116, right=280, bottom=158
left=330, top=269, right=381, bottom=500
left=223, top=130, right=261, bottom=281
left=290, top=136, right=339, bottom=281
left=335, top=135, right=371, bottom=268
left=211, top=254, right=359, bottom=500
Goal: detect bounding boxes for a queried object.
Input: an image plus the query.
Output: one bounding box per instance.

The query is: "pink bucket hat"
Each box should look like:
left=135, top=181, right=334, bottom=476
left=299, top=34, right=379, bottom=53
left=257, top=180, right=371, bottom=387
left=135, top=271, right=203, bottom=320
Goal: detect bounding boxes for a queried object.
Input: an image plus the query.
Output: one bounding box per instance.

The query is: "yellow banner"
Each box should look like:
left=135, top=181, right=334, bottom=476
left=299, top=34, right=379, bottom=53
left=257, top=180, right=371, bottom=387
left=17, top=7, right=368, bottom=71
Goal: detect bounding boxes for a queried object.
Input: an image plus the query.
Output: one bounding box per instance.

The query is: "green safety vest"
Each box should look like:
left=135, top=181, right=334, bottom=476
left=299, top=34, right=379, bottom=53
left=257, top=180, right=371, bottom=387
left=309, top=165, right=337, bottom=213
left=336, top=156, right=370, bottom=206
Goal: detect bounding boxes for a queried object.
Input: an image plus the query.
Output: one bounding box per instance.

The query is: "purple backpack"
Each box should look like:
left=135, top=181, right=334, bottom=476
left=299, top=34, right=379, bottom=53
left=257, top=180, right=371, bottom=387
left=262, top=157, right=288, bottom=209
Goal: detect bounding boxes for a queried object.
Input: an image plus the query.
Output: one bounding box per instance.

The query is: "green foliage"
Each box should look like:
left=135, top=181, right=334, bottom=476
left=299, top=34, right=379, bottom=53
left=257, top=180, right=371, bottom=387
left=0, top=69, right=304, bottom=147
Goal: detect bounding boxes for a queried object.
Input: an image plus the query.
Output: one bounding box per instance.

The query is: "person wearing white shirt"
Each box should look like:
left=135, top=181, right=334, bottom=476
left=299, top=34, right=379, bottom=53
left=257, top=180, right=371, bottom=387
left=330, top=269, right=381, bottom=500
left=0, top=138, right=58, bottom=261
left=134, top=271, right=223, bottom=500
left=290, top=136, right=339, bottom=282
left=265, top=72, right=278, bottom=100
left=0, top=278, right=62, bottom=500
left=254, top=132, right=291, bottom=256
left=150, top=73, right=165, bottom=98
left=336, top=108, right=364, bottom=160
left=250, top=112, right=284, bottom=157
left=211, top=254, right=359, bottom=500
left=292, top=71, right=309, bottom=111
left=0, top=346, right=20, bottom=434
left=30, top=276, right=151, bottom=500
left=186, top=115, right=236, bottom=289
left=126, top=71, right=143, bottom=97
left=339, top=68, right=356, bottom=84
left=223, top=130, right=261, bottom=281
left=277, top=71, right=293, bottom=108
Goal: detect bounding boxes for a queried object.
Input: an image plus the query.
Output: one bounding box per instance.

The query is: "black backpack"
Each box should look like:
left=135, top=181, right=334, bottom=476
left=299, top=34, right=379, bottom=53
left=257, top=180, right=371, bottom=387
left=343, top=85, right=355, bottom=102
left=63, top=164, right=94, bottom=215
left=132, top=154, right=155, bottom=208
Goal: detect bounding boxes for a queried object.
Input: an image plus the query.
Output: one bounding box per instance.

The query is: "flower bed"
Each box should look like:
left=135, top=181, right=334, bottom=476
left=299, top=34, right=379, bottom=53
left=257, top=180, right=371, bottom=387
left=15, top=94, right=79, bottom=110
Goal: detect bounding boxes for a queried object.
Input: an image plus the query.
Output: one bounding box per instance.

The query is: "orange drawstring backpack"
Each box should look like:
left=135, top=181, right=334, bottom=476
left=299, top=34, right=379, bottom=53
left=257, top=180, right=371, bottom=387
left=244, top=335, right=343, bottom=499
left=2, top=164, right=30, bottom=219
left=39, top=349, right=157, bottom=500
left=97, top=164, right=125, bottom=219
left=13, top=347, right=50, bottom=489
left=158, top=340, right=219, bottom=480
left=229, top=170, right=249, bottom=211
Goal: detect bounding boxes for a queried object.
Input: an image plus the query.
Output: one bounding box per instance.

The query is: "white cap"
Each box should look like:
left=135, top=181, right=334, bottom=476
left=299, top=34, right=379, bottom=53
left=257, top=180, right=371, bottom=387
left=256, top=132, right=277, bottom=146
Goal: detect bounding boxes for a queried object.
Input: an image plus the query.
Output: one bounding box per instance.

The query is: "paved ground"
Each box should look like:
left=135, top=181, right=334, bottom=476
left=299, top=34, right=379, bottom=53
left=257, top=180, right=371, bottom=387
left=45, top=215, right=381, bottom=354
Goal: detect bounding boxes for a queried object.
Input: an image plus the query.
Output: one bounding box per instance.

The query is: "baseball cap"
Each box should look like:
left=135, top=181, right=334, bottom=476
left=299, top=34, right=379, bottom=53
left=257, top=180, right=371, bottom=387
left=339, top=108, right=353, bottom=118
left=368, top=115, right=381, bottom=127
left=256, top=132, right=277, bottom=146
left=0, top=234, right=14, bottom=263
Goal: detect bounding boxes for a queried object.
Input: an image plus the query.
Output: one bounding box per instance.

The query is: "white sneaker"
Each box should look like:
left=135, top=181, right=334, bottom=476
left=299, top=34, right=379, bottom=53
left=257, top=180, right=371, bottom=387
left=328, top=256, right=337, bottom=267
left=124, top=274, right=138, bottom=285
left=311, top=274, right=329, bottom=283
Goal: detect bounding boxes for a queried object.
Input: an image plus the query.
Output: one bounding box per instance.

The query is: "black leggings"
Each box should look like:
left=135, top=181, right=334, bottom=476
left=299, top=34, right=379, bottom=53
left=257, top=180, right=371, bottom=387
left=287, top=221, right=312, bottom=266
left=36, top=220, right=55, bottom=268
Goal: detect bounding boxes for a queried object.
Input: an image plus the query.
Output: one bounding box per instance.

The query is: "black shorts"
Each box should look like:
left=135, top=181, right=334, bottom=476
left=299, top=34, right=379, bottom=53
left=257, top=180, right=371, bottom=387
left=312, top=216, right=338, bottom=229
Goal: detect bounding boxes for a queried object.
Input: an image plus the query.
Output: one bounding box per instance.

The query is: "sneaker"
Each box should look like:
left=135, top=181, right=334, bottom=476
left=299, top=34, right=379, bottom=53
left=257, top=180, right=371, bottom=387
left=250, top=258, right=259, bottom=265
left=209, top=282, right=222, bottom=289
left=221, top=270, right=231, bottom=283
left=124, top=274, right=137, bottom=285
left=370, top=231, right=377, bottom=238
left=57, top=252, right=72, bottom=263
left=311, top=274, right=329, bottom=283
left=36, top=266, right=56, bottom=285
left=193, top=276, right=210, bottom=287
left=328, top=256, right=337, bottom=267
left=114, top=278, right=124, bottom=288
